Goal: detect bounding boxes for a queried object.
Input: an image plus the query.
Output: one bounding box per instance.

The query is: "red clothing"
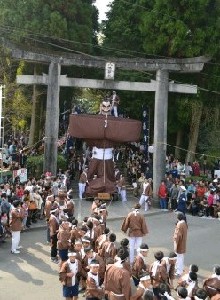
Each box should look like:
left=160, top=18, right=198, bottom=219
left=207, top=194, right=214, bottom=207
left=196, top=186, right=206, bottom=198
left=16, top=188, right=24, bottom=199
left=158, top=184, right=167, bottom=198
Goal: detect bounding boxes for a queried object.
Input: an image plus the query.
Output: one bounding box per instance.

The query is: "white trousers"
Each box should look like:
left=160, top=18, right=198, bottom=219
left=120, top=189, right=127, bottom=201
left=139, top=195, right=149, bottom=211
left=129, top=236, right=142, bottom=264
left=78, top=183, right=86, bottom=199
left=113, top=106, right=118, bottom=117
left=11, top=231, right=21, bottom=251
left=176, top=253, right=185, bottom=275
left=117, top=186, right=122, bottom=194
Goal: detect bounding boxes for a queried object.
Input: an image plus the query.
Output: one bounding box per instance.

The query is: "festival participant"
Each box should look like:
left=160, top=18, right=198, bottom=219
left=57, top=220, right=71, bottom=264
left=44, top=193, right=59, bottom=243
left=194, top=288, right=208, bottom=300
left=97, top=203, right=108, bottom=227
left=104, top=248, right=131, bottom=300
left=131, top=273, right=153, bottom=300
left=99, top=232, right=117, bottom=262
left=86, top=259, right=104, bottom=300
left=110, top=91, right=120, bottom=117
left=48, top=207, right=59, bottom=263
left=211, top=266, right=220, bottom=279
left=149, top=251, right=168, bottom=299
left=73, top=239, right=83, bottom=262
left=131, top=243, right=149, bottom=286
left=78, top=167, right=88, bottom=199
left=96, top=227, right=110, bottom=255
left=176, top=287, right=190, bottom=300
left=66, top=197, right=75, bottom=220
left=139, top=179, right=153, bottom=211
left=69, top=219, right=83, bottom=249
left=121, top=203, right=149, bottom=264
left=161, top=252, right=177, bottom=289
left=59, top=251, right=82, bottom=300
left=203, top=269, right=220, bottom=299
left=83, top=247, right=105, bottom=285
left=177, top=271, right=198, bottom=298
left=118, top=174, right=127, bottom=202
left=173, top=212, right=188, bottom=276
left=10, top=200, right=24, bottom=254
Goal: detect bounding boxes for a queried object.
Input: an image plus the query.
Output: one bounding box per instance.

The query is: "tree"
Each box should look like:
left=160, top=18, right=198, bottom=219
left=0, top=0, right=100, bottom=144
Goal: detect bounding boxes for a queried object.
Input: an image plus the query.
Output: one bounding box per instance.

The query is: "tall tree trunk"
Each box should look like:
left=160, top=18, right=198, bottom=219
left=185, top=101, right=203, bottom=163
left=28, top=82, right=36, bottom=146
left=175, top=129, right=183, bottom=159
left=28, top=65, right=43, bottom=146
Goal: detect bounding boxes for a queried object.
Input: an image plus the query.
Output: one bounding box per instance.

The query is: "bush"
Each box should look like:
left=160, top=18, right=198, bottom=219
left=27, top=154, right=67, bottom=178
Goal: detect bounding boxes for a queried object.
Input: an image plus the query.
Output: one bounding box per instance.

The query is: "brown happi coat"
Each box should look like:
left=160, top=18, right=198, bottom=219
left=104, top=264, right=131, bottom=300
left=59, top=259, right=82, bottom=287
left=121, top=211, right=149, bottom=237
left=149, top=261, right=168, bottom=288
left=10, top=208, right=24, bottom=231
left=82, top=254, right=105, bottom=281
left=132, top=254, right=149, bottom=280
left=48, top=214, right=59, bottom=236
left=99, top=241, right=117, bottom=261
left=131, top=286, right=152, bottom=300
left=57, top=225, right=71, bottom=250
left=173, top=220, right=188, bottom=254
left=86, top=272, right=104, bottom=299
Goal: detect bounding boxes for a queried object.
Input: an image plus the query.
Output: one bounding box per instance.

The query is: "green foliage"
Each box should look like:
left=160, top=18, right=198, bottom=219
left=103, top=0, right=145, bottom=56
left=27, top=154, right=67, bottom=178
left=0, top=0, right=99, bottom=53
left=185, top=175, right=209, bottom=183
left=138, top=0, right=220, bottom=57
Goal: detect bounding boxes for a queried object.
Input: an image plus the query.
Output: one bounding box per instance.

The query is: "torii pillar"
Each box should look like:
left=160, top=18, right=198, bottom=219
left=153, top=70, right=169, bottom=203
left=44, top=62, right=61, bottom=175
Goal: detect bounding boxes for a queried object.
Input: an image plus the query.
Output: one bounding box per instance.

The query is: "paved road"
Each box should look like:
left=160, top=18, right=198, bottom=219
left=0, top=212, right=219, bottom=300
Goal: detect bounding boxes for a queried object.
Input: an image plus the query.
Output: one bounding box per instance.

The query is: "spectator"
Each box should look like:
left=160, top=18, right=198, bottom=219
left=158, top=180, right=168, bottom=210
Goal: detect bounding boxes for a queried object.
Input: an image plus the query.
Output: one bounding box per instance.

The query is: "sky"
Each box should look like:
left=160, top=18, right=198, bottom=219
left=95, top=0, right=113, bottom=21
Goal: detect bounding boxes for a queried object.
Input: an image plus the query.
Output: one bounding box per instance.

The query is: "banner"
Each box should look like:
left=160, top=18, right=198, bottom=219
left=13, top=168, right=27, bottom=183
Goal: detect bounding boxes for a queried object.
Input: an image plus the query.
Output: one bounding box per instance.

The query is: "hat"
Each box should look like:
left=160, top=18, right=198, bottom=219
left=82, top=236, right=91, bottom=243
left=139, top=243, right=149, bottom=252
left=75, top=239, right=82, bottom=245
left=68, top=252, right=77, bottom=257
left=180, top=185, right=186, bottom=191
left=89, top=259, right=99, bottom=266
left=100, top=203, right=106, bottom=210
left=139, top=273, right=151, bottom=281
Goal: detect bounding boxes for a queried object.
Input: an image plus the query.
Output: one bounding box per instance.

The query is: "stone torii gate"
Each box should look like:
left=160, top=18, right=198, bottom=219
left=9, top=46, right=208, bottom=198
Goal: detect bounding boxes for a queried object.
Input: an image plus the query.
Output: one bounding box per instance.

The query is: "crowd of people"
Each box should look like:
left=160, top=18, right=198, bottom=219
left=1, top=172, right=220, bottom=300
left=0, top=137, right=220, bottom=300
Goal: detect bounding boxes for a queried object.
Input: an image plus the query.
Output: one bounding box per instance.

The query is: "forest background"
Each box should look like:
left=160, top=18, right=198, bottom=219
left=0, top=0, right=219, bottom=168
